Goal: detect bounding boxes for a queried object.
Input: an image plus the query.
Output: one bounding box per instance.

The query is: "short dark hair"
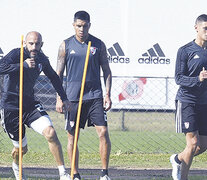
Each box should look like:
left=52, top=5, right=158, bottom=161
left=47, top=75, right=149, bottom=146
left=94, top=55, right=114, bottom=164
left=195, top=14, right=207, bottom=24
left=74, top=11, right=90, bottom=22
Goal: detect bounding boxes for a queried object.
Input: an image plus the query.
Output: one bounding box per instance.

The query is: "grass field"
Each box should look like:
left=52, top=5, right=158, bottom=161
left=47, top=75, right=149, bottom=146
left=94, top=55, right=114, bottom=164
left=1, top=111, right=207, bottom=179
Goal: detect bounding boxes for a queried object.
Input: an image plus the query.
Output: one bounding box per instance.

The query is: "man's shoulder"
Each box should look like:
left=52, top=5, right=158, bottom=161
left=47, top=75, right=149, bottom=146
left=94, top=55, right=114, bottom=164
left=89, top=34, right=102, bottom=42
left=7, top=48, right=20, bottom=56
left=13, top=48, right=20, bottom=52
left=179, top=41, right=194, bottom=52
left=64, top=35, right=74, bottom=43
left=38, top=51, right=49, bottom=63
left=2, top=48, right=20, bottom=60
left=88, top=34, right=104, bottom=47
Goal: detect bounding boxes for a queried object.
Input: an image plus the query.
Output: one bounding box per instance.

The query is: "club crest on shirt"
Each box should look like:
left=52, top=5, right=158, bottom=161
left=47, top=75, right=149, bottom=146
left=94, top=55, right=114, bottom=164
left=90, top=47, right=96, bottom=55
left=38, top=63, right=42, bottom=72
left=184, top=122, right=189, bottom=129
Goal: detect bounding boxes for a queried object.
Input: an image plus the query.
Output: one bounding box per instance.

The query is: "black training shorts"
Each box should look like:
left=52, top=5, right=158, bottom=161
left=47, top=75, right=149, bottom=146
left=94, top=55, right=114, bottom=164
left=65, top=98, right=107, bottom=134
left=1, top=102, right=48, bottom=141
left=175, top=100, right=207, bottom=135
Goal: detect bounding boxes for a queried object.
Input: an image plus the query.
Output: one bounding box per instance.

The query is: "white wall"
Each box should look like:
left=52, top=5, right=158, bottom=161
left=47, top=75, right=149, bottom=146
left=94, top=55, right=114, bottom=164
left=1, top=0, right=206, bottom=77
left=0, top=0, right=206, bottom=109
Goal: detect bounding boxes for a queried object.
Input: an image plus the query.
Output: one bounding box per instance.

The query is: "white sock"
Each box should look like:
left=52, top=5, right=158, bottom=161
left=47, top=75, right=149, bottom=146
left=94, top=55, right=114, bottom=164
left=12, top=162, right=19, bottom=169
left=58, top=165, right=66, bottom=175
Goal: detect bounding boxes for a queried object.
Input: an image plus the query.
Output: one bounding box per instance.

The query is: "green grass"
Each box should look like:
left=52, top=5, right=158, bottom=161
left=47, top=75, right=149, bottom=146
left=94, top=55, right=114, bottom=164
left=0, top=111, right=207, bottom=179
left=0, top=129, right=206, bottom=169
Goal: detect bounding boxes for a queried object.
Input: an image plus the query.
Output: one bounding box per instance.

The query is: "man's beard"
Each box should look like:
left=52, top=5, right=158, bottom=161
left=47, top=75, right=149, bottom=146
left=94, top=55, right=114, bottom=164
left=25, top=47, right=39, bottom=58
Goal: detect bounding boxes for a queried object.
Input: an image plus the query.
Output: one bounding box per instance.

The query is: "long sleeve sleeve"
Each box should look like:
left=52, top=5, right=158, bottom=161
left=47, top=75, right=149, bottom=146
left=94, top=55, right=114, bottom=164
left=43, top=60, right=68, bottom=102
left=0, top=49, right=29, bottom=75
left=175, top=47, right=201, bottom=87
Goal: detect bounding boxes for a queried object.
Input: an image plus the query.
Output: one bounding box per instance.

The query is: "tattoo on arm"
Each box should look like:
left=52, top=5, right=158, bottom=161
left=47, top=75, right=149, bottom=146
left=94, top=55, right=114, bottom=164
left=56, top=41, right=66, bottom=83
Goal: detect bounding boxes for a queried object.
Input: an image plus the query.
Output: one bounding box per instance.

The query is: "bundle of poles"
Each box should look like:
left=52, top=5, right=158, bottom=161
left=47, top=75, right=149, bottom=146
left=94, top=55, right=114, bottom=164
left=18, top=35, right=91, bottom=180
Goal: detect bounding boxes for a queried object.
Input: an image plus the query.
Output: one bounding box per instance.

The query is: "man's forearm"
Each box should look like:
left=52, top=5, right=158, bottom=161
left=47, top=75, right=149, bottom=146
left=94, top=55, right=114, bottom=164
left=104, top=71, right=112, bottom=96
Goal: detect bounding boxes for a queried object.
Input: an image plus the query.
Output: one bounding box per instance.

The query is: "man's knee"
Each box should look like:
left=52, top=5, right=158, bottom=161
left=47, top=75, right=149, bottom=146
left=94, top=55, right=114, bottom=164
left=12, top=146, right=28, bottom=159
left=96, top=126, right=110, bottom=142
left=97, top=127, right=106, bottom=137
left=43, top=126, right=57, bottom=142
left=67, top=131, right=76, bottom=146
left=68, top=132, right=74, bottom=140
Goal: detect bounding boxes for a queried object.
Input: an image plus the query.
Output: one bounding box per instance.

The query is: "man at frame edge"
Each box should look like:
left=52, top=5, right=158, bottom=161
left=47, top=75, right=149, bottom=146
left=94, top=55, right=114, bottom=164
left=0, top=31, right=72, bottom=180
left=171, top=14, right=207, bottom=180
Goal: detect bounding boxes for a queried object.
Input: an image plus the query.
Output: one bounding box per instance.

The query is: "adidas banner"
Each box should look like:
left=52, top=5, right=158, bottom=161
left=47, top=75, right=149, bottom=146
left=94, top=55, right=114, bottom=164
left=0, top=0, right=205, bottom=109
left=0, top=0, right=205, bottom=77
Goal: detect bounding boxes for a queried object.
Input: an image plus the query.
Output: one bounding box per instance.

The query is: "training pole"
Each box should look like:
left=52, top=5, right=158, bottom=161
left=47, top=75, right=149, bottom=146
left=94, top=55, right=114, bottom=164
left=19, top=35, right=24, bottom=180
left=71, top=41, right=91, bottom=179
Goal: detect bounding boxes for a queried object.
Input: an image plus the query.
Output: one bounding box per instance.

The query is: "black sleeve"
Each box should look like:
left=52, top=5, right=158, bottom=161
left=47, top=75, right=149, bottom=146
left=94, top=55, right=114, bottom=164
left=99, top=41, right=108, bottom=65
left=175, top=47, right=201, bottom=87
left=0, top=48, right=29, bottom=75
left=43, top=59, right=68, bottom=101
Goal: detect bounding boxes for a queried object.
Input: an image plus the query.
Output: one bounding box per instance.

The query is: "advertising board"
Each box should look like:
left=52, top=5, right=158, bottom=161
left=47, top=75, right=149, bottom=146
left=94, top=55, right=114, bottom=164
left=0, top=0, right=205, bottom=109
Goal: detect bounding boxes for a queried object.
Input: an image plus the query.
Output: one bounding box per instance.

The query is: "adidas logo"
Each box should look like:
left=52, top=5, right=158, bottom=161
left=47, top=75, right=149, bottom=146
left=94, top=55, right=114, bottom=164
left=70, top=50, right=75, bottom=54
left=193, top=54, right=199, bottom=59
left=0, top=47, right=4, bottom=59
left=138, top=43, right=170, bottom=64
left=107, top=42, right=130, bottom=63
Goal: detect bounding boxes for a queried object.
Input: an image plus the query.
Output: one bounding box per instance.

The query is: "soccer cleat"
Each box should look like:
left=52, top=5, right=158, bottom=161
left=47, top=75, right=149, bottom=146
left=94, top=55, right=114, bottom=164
left=12, top=162, right=27, bottom=180
left=100, top=175, right=111, bottom=180
left=170, top=154, right=181, bottom=180
left=73, top=173, right=81, bottom=180
left=60, top=172, right=72, bottom=180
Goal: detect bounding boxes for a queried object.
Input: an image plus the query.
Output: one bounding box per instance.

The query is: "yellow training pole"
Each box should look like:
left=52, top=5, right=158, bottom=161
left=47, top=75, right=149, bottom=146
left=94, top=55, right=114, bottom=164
left=71, top=41, right=91, bottom=179
left=19, top=35, right=24, bottom=180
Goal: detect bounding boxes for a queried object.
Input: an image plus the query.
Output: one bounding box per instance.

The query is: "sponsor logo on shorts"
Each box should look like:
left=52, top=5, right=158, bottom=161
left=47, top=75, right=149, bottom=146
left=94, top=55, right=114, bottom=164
left=70, top=121, right=75, bottom=127
left=104, top=111, right=107, bottom=122
left=9, top=133, right=14, bottom=138
left=184, top=122, right=189, bottom=129
left=35, top=104, right=44, bottom=112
